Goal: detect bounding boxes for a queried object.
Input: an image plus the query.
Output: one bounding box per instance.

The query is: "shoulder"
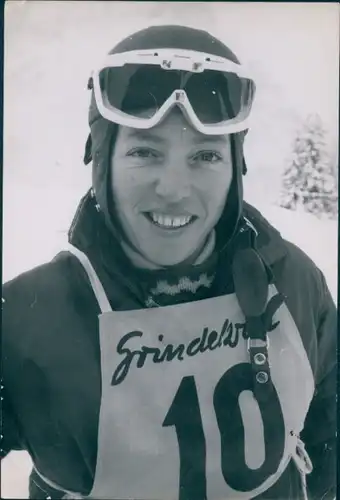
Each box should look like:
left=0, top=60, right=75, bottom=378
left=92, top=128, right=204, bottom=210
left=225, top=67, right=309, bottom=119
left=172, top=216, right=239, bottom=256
left=3, top=251, right=81, bottom=305
left=279, top=237, right=323, bottom=280
left=2, top=251, right=96, bottom=342
left=275, top=240, right=325, bottom=308
left=243, top=203, right=325, bottom=305
left=244, top=203, right=323, bottom=277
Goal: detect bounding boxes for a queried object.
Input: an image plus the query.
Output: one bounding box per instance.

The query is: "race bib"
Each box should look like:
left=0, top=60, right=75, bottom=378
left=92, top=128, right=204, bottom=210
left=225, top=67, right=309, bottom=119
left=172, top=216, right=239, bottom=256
left=88, top=286, right=314, bottom=500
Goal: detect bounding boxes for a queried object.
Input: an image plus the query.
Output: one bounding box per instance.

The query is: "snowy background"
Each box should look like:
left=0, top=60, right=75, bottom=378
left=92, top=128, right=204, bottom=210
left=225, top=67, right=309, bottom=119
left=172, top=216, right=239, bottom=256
left=2, top=2, right=338, bottom=498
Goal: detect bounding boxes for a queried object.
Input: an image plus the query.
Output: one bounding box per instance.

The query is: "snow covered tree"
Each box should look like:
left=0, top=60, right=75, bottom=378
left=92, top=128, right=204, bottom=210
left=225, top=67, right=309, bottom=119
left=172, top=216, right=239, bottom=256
left=280, top=114, right=338, bottom=219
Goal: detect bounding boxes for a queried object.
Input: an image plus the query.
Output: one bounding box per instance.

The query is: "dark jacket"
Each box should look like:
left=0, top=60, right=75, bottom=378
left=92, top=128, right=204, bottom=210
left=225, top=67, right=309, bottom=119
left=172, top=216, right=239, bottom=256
left=1, top=193, right=336, bottom=499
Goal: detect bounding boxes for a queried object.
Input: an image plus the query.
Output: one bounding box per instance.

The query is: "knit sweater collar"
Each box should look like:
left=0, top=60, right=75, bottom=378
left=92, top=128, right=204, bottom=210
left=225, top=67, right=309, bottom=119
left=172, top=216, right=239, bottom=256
left=136, top=242, right=219, bottom=308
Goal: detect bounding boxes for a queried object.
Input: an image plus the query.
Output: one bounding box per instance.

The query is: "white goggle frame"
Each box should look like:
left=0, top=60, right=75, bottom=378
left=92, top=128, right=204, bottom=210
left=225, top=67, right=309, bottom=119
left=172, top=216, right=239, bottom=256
left=91, top=48, right=255, bottom=135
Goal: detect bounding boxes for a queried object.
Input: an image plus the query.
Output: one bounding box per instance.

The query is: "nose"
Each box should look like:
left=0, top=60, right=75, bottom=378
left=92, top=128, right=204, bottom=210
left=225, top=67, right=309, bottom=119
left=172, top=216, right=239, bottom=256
left=155, top=163, right=191, bottom=203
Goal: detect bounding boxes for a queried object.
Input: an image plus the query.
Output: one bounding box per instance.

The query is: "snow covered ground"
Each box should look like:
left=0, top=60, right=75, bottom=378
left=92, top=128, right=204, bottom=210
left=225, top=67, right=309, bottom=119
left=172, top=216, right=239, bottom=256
left=2, top=2, right=338, bottom=498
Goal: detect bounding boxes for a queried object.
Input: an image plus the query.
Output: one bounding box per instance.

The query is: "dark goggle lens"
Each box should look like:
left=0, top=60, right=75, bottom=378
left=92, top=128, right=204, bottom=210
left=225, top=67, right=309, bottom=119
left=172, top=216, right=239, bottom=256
left=100, top=64, right=254, bottom=123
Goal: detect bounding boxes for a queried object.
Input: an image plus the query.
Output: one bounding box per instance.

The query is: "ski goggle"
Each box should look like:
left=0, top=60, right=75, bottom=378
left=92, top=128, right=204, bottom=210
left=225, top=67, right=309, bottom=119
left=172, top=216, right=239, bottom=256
left=90, top=48, right=256, bottom=135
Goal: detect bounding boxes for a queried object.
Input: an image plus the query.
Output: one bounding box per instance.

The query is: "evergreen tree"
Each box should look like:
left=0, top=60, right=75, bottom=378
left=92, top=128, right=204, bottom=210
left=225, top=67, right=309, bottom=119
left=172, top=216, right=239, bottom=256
left=280, top=114, right=338, bottom=218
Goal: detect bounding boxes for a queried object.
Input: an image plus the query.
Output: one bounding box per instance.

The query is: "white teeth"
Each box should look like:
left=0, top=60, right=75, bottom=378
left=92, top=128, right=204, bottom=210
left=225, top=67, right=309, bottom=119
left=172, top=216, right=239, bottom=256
left=150, top=213, right=192, bottom=228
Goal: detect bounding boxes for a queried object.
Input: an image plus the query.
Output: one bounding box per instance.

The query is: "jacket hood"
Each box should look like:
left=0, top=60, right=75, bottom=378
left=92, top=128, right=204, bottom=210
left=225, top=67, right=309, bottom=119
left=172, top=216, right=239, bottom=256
left=84, top=25, right=250, bottom=256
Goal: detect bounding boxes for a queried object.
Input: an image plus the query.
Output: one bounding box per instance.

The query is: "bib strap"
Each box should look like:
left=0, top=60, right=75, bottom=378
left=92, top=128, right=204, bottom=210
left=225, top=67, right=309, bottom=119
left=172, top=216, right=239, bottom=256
left=67, top=245, right=112, bottom=314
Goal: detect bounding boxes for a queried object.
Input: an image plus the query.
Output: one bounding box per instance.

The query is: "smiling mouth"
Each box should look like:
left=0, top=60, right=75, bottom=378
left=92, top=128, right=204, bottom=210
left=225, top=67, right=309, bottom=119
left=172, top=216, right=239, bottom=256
left=144, top=212, right=197, bottom=229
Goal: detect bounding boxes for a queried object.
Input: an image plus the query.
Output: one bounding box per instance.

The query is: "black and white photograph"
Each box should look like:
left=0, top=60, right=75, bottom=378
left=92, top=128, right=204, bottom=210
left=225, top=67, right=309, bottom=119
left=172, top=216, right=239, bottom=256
left=1, top=2, right=338, bottom=499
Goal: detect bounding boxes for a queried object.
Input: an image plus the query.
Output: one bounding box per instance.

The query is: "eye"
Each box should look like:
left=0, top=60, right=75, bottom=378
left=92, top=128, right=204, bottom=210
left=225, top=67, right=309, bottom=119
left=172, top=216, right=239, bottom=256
left=192, top=150, right=223, bottom=164
left=127, top=148, right=160, bottom=159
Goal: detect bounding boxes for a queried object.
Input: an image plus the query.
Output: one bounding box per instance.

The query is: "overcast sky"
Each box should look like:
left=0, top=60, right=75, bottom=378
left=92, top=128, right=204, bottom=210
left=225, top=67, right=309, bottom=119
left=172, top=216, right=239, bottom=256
left=4, top=1, right=339, bottom=190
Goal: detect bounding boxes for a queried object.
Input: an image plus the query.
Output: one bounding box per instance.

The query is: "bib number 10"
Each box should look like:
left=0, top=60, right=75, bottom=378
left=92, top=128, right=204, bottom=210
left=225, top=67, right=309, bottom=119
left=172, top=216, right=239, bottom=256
left=162, top=363, right=285, bottom=500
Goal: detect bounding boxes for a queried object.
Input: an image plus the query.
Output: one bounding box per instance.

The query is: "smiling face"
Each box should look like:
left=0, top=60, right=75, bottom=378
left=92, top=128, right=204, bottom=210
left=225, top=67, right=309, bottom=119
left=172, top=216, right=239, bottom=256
left=111, top=108, right=233, bottom=267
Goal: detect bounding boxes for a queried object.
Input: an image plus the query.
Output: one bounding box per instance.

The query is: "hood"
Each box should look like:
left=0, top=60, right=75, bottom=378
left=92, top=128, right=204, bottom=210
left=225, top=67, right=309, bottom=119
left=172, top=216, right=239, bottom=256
left=84, top=25, right=249, bottom=260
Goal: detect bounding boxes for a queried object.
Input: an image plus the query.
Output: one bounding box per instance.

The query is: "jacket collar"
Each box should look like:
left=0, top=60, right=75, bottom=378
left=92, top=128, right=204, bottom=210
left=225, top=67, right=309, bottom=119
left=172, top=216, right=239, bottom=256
left=243, top=202, right=288, bottom=266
